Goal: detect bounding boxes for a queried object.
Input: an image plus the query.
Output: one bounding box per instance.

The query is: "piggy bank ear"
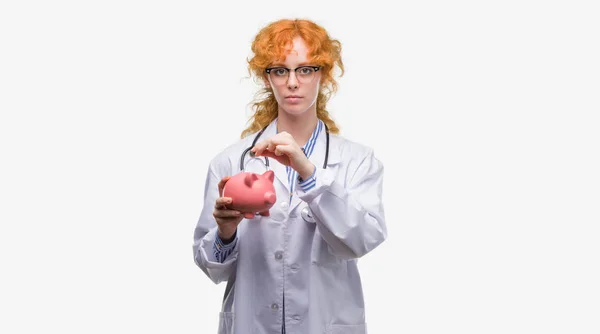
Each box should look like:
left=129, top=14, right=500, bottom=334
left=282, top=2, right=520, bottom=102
left=244, top=173, right=259, bottom=187
left=263, top=170, right=275, bottom=182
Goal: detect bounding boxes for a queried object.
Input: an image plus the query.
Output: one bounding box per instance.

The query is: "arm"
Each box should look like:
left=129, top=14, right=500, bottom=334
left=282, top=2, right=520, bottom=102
left=193, top=166, right=239, bottom=284
left=297, top=149, right=387, bottom=260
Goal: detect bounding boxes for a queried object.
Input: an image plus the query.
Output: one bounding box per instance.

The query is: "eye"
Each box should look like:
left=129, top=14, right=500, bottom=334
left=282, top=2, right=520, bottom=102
left=273, top=68, right=288, bottom=76
left=298, top=67, right=313, bottom=75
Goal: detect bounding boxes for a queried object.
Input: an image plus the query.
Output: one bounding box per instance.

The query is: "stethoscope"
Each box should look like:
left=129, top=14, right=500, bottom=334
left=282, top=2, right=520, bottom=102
left=239, top=122, right=330, bottom=171
left=239, top=122, right=330, bottom=223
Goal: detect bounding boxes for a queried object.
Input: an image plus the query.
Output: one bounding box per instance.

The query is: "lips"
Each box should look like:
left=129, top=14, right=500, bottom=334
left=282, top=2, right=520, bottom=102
left=285, top=96, right=303, bottom=103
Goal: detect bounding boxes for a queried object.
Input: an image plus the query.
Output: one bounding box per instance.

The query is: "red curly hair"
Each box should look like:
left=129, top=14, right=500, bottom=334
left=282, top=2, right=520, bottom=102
left=241, top=18, right=345, bottom=138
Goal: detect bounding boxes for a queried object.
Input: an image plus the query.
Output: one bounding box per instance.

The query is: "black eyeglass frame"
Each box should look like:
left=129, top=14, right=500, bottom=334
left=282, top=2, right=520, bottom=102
left=264, top=66, right=321, bottom=76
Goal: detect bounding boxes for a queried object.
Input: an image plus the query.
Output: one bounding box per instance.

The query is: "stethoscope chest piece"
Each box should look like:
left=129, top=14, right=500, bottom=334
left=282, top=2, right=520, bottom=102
left=301, top=206, right=316, bottom=223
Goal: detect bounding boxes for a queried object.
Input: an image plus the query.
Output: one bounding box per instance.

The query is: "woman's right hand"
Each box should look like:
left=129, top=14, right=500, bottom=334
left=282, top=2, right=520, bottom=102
left=213, top=176, right=243, bottom=241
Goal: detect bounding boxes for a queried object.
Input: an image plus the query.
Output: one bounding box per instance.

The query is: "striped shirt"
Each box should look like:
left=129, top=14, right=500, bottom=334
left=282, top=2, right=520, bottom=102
left=284, top=119, right=321, bottom=197
left=213, top=231, right=237, bottom=263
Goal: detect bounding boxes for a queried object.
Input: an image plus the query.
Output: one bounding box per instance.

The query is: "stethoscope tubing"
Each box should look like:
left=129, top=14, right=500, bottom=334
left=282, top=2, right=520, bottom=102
left=239, top=123, right=330, bottom=172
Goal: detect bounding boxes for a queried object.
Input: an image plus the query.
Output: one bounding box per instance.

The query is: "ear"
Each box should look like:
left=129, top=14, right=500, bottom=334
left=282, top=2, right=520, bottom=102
left=263, top=170, right=275, bottom=182
left=244, top=173, right=259, bottom=187
left=262, top=74, right=271, bottom=89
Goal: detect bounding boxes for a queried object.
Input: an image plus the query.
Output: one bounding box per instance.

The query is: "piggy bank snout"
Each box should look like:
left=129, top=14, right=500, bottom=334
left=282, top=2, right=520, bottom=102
left=264, top=191, right=276, bottom=205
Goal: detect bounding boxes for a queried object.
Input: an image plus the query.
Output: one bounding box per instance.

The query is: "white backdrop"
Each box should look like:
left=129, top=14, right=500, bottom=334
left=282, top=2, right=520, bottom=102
left=1, top=1, right=599, bottom=333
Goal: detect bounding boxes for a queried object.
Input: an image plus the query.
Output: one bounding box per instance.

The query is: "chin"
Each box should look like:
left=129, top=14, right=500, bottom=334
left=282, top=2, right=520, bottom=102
left=278, top=102, right=305, bottom=114
left=282, top=100, right=318, bottom=115
left=281, top=107, right=310, bottom=117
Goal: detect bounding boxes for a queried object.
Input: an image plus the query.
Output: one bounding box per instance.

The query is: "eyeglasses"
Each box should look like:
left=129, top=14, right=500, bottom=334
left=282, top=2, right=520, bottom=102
left=265, top=66, right=321, bottom=85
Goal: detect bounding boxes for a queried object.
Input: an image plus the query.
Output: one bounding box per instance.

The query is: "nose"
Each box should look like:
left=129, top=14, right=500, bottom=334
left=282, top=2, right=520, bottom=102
left=286, top=71, right=299, bottom=89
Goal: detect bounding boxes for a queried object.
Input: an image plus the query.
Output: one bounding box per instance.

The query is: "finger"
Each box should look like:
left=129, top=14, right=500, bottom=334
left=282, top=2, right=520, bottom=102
left=215, top=197, right=232, bottom=209
left=252, top=137, right=273, bottom=152
left=251, top=139, right=268, bottom=156
left=257, top=142, right=293, bottom=158
left=258, top=147, right=282, bottom=158
left=274, top=144, right=293, bottom=156
left=213, top=209, right=241, bottom=218
left=260, top=150, right=291, bottom=166
left=218, top=176, right=231, bottom=195
left=252, top=134, right=293, bottom=155
left=254, top=140, right=278, bottom=156
left=268, top=134, right=294, bottom=145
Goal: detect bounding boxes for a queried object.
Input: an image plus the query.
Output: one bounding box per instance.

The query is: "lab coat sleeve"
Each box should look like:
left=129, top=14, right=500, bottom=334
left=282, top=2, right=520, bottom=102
left=193, top=165, right=239, bottom=284
left=297, top=148, right=387, bottom=260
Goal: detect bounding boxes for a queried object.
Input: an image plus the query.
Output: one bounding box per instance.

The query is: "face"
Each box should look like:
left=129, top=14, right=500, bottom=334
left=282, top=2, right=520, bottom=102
left=264, top=37, right=321, bottom=117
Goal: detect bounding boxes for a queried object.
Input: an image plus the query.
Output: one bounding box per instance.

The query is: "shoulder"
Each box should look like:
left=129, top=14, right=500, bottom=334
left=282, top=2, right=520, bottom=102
left=329, top=133, right=383, bottom=179
left=330, top=134, right=384, bottom=183
left=330, top=134, right=377, bottom=162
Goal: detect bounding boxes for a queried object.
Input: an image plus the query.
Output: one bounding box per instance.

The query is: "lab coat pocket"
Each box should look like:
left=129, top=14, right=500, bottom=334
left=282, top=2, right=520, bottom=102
left=217, top=312, right=234, bottom=334
left=311, top=231, right=342, bottom=267
left=328, top=323, right=367, bottom=334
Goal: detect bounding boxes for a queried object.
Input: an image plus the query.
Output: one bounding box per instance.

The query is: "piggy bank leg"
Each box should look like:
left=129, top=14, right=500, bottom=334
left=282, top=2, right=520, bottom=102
left=243, top=212, right=255, bottom=219
left=259, top=210, right=270, bottom=217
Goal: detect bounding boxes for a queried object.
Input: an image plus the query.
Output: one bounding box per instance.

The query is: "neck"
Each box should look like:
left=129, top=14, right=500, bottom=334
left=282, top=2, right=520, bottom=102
left=276, top=112, right=319, bottom=147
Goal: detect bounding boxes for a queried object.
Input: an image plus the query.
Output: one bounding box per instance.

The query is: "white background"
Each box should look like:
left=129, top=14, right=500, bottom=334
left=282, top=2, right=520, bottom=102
left=1, top=0, right=599, bottom=333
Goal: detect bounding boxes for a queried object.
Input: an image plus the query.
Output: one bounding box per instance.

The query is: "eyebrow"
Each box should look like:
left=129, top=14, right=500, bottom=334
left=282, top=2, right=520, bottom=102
left=269, top=62, right=312, bottom=67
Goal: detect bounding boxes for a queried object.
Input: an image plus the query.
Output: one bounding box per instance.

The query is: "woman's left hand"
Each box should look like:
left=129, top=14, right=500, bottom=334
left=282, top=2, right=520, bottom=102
left=251, top=131, right=315, bottom=180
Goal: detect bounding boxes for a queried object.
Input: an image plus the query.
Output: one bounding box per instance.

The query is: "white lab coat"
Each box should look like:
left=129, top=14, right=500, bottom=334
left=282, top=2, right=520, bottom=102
left=193, top=119, right=387, bottom=334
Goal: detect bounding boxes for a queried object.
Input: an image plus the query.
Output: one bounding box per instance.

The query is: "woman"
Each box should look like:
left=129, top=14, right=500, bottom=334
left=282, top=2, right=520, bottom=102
left=193, top=18, right=387, bottom=334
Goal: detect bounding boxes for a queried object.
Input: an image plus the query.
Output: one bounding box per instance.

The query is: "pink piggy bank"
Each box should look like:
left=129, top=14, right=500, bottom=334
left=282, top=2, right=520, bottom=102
left=222, top=170, right=277, bottom=219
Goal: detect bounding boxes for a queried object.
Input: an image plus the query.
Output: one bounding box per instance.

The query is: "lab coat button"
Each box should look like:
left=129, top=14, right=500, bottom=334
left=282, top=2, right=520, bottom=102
left=290, top=264, right=299, bottom=272
left=271, top=303, right=279, bottom=310
left=274, top=251, right=283, bottom=260
left=280, top=201, right=289, bottom=210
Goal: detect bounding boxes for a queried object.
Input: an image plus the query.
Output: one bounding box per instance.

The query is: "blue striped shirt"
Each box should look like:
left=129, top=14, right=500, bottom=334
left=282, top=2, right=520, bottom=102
left=284, top=119, right=321, bottom=197
left=213, top=231, right=237, bottom=263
